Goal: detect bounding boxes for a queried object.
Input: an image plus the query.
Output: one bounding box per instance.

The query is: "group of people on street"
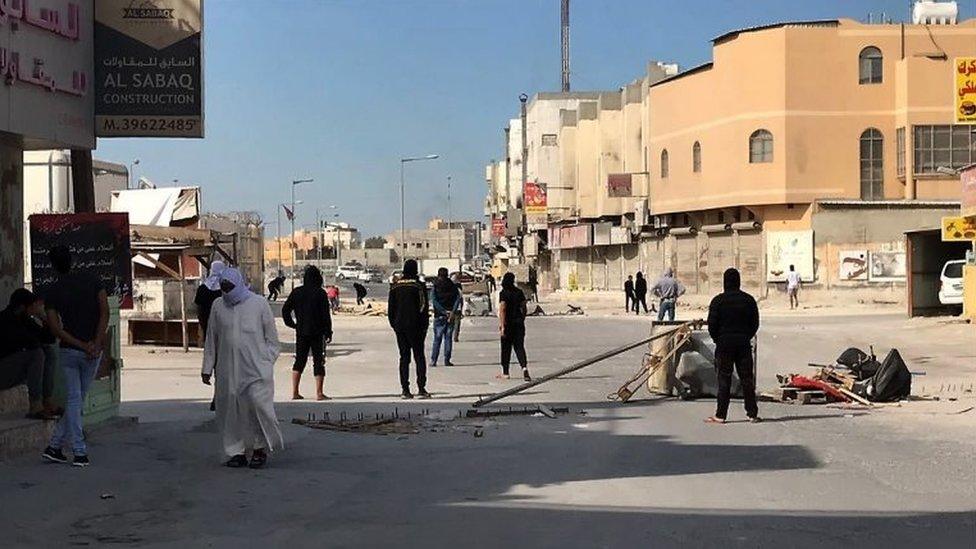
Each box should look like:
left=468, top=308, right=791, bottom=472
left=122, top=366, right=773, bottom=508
left=624, top=269, right=687, bottom=321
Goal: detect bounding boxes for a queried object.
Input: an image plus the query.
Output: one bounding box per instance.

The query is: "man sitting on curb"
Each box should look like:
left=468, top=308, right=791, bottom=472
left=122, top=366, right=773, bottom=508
left=0, top=289, right=58, bottom=420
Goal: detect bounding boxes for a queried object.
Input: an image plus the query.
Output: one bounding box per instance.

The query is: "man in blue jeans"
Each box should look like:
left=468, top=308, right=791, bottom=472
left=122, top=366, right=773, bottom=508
left=40, top=246, right=108, bottom=467
left=430, top=268, right=460, bottom=367
left=652, top=268, right=685, bottom=322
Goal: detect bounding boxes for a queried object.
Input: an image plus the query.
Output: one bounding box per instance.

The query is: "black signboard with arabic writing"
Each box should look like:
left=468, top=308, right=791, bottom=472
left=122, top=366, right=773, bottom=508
left=94, top=0, right=203, bottom=137
left=29, top=213, right=133, bottom=309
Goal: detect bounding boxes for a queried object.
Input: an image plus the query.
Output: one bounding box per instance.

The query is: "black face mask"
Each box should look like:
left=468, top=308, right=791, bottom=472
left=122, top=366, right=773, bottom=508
left=220, top=280, right=236, bottom=293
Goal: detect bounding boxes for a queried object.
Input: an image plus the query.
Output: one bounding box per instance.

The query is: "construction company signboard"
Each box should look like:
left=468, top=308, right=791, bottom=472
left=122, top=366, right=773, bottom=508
left=956, top=57, right=976, bottom=125
left=607, top=173, right=633, bottom=197
left=524, top=181, right=548, bottom=231
left=942, top=216, right=976, bottom=241
left=962, top=165, right=976, bottom=218
left=95, top=0, right=203, bottom=137
left=0, top=1, right=94, bottom=149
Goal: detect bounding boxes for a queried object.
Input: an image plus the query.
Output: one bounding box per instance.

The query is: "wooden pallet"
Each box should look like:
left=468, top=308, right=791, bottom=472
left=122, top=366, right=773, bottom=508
left=770, top=386, right=827, bottom=404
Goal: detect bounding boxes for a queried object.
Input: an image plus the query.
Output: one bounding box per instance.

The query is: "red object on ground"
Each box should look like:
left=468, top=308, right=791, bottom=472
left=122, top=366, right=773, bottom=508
left=787, top=375, right=850, bottom=402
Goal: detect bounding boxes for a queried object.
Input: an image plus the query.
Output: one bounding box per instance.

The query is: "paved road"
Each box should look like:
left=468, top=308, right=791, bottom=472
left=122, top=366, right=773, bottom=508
left=1, top=314, right=973, bottom=547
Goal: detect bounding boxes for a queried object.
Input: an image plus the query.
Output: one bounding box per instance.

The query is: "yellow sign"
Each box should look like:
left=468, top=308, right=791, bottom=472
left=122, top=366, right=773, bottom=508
left=955, top=57, right=976, bottom=124
left=942, top=216, right=976, bottom=241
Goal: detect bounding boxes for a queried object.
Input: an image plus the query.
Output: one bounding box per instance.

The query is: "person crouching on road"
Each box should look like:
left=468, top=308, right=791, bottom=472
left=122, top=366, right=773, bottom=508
left=388, top=259, right=431, bottom=399
left=705, top=268, right=761, bottom=424
left=430, top=268, right=460, bottom=367
left=282, top=266, right=333, bottom=401
left=652, top=268, right=686, bottom=322
left=202, top=267, right=284, bottom=468
left=353, top=281, right=368, bottom=306
left=498, top=273, right=531, bottom=382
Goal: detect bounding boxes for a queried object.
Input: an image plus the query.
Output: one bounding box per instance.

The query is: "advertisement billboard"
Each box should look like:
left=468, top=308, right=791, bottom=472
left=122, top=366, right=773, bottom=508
left=607, top=173, right=633, bottom=197
left=95, top=0, right=204, bottom=137
left=962, top=165, right=976, bottom=218
left=941, top=216, right=976, bottom=241
left=766, top=230, right=814, bottom=282
left=491, top=217, right=506, bottom=238
left=955, top=57, right=976, bottom=125
left=524, top=181, right=548, bottom=231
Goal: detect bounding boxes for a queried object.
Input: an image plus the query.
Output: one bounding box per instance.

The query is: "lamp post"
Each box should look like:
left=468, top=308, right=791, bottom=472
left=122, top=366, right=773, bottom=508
left=447, top=175, right=453, bottom=260
left=290, top=178, right=314, bottom=289
left=330, top=205, right=341, bottom=269
left=399, top=155, right=439, bottom=258
left=128, top=159, right=140, bottom=189
left=277, top=201, right=302, bottom=276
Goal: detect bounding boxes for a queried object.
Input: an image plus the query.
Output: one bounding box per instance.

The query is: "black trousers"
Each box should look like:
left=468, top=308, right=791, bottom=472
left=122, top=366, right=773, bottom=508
left=294, top=334, right=325, bottom=376
left=395, top=330, right=427, bottom=392
left=268, top=288, right=279, bottom=301
left=500, top=324, right=527, bottom=375
left=633, top=293, right=649, bottom=314
left=356, top=296, right=365, bottom=305
left=625, top=292, right=634, bottom=311
left=715, top=343, right=759, bottom=420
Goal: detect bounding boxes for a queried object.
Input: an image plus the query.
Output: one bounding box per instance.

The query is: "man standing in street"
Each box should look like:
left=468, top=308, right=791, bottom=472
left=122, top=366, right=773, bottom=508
left=450, top=272, right=464, bottom=342
left=430, top=268, right=460, bottom=367
left=202, top=268, right=284, bottom=468
left=786, top=264, right=801, bottom=310
left=388, top=259, right=430, bottom=399
left=633, top=272, right=649, bottom=315
left=41, top=246, right=109, bottom=467
left=705, top=268, right=761, bottom=424
left=282, top=266, right=332, bottom=401
left=651, top=268, right=685, bottom=321
left=623, top=275, right=635, bottom=313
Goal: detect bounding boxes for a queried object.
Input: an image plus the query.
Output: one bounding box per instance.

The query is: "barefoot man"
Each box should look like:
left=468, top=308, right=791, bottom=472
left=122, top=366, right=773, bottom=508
left=202, top=268, right=284, bottom=468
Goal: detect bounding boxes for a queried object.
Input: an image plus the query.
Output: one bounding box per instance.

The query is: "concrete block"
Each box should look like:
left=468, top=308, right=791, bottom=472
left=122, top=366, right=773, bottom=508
left=0, top=385, right=29, bottom=416
left=0, top=417, right=53, bottom=461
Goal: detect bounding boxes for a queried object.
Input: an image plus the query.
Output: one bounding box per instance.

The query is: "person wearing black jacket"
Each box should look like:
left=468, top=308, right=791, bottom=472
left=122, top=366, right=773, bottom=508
left=387, top=259, right=430, bottom=399
left=282, top=266, right=333, bottom=401
left=706, top=268, right=761, bottom=424
left=623, top=275, right=635, bottom=312
left=0, top=289, right=55, bottom=419
left=633, top=272, right=649, bottom=314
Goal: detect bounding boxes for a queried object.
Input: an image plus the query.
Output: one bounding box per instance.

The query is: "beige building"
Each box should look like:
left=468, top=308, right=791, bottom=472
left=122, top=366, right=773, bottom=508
left=489, top=16, right=974, bottom=302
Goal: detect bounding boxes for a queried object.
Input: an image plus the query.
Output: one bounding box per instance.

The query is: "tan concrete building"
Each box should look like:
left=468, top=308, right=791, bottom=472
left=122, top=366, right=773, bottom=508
left=492, top=16, right=974, bottom=303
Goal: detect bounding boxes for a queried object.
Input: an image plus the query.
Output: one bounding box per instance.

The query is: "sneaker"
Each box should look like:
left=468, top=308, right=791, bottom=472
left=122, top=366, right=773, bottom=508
left=417, top=390, right=432, bottom=399
left=401, top=391, right=414, bottom=400
left=444, top=360, right=454, bottom=367
left=72, top=455, right=90, bottom=467
left=225, top=454, right=248, bottom=468
left=522, top=369, right=532, bottom=382
left=42, top=446, right=67, bottom=464
left=749, top=416, right=763, bottom=423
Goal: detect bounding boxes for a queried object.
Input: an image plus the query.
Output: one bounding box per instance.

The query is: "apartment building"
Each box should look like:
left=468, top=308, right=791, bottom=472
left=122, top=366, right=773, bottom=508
left=491, top=16, right=973, bottom=300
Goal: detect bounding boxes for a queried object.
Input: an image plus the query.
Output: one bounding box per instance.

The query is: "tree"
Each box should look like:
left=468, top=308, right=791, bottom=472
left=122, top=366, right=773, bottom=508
left=364, top=236, right=387, bottom=249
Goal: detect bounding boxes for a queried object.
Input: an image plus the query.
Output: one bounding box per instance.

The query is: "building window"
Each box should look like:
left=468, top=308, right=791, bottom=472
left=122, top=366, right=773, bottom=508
left=541, top=134, right=558, bottom=146
left=660, top=149, right=669, bottom=178
left=859, top=46, right=882, bottom=84
left=692, top=141, right=701, bottom=173
left=896, top=127, right=906, bottom=177
left=860, top=128, right=884, bottom=200
left=913, top=125, right=976, bottom=174
left=749, top=130, right=773, bottom=163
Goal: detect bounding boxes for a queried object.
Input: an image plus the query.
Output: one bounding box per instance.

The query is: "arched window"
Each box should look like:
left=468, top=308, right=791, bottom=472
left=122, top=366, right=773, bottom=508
left=749, top=130, right=773, bottom=163
left=692, top=141, right=701, bottom=173
left=660, top=149, right=669, bottom=178
left=860, top=128, right=884, bottom=200
left=859, top=46, right=882, bottom=84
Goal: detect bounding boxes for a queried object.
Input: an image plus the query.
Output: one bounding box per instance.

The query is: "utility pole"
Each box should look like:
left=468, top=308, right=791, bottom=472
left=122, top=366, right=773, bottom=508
left=447, top=175, right=453, bottom=259
left=290, top=178, right=314, bottom=290
left=276, top=205, right=282, bottom=274
left=504, top=126, right=511, bottom=215
left=561, top=0, right=570, bottom=92
left=520, top=93, right=529, bottom=260
left=316, top=209, right=322, bottom=269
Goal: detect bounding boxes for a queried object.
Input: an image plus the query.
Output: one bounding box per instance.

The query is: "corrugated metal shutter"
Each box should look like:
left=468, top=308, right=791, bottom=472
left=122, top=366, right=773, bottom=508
left=606, top=245, right=622, bottom=291
left=640, top=237, right=665, bottom=278
left=737, top=229, right=764, bottom=292
left=559, top=249, right=574, bottom=289
left=591, top=247, right=607, bottom=290
left=674, top=236, right=699, bottom=294
left=707, top=232, right=735, bottom=294
left=623, top=243, right=639, bottom=281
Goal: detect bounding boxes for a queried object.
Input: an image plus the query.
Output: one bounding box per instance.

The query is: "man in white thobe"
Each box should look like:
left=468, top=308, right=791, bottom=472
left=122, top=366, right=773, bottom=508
left=202, top=268, right=284, bottom=468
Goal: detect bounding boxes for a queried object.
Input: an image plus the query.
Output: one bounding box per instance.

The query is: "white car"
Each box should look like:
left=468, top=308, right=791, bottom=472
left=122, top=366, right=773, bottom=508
left=357, top=269, right=383, bottom=283
left=336, top=264, right=364, bottom=280
left=938, top=259, right=965, bottom=306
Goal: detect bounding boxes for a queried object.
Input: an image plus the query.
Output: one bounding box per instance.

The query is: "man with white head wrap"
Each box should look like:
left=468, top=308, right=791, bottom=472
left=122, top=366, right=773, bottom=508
left=201, top=267, right=284, bottom=468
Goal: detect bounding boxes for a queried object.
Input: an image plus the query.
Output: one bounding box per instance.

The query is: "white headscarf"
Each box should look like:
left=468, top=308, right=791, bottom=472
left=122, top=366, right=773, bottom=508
left=221, top=267, right=254, bottom=307
left=204, top=260, right=227, bottom=291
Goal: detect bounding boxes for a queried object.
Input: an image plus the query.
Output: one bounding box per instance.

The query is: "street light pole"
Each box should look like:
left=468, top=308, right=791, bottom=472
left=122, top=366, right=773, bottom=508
left=128, top=159, right=140, bottom=189
left=399, top=155, right=439, bottom=259
left=447, top=175, right=452, bottom=260
left=290, top=178, right=314, bottom=290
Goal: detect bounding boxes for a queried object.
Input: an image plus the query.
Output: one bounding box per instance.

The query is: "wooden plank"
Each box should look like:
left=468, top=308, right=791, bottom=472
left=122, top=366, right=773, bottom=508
left=130, top=224, right=211, bottom=244
left=134, top=251, right=181, bottom=280
left=837, top=386, right=873, bottom=406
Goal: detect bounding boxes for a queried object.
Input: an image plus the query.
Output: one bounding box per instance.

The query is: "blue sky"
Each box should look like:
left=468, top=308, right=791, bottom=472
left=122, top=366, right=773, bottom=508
left=97, top=0, right=974, bottom=238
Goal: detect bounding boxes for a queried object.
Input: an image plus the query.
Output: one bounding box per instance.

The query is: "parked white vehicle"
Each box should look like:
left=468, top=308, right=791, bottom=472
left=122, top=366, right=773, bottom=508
left=357, top=268, right=383, bottom=283
left=336, top=264, right=364, bottom=280
left=938, top=259, right=965, bottom=306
